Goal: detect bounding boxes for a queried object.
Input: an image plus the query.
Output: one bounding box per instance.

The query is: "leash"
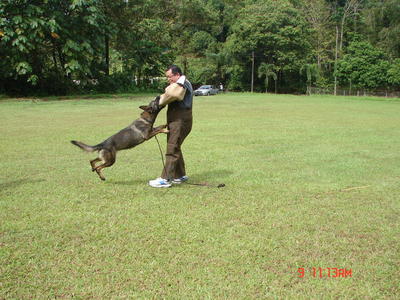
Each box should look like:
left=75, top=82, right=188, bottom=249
left=154, top=135, right=225, bottom=188
left=154, top=135, right=167, bottom=177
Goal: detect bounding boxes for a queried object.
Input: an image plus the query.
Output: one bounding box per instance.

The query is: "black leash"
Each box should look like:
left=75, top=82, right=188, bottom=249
left=154, top=135, right=225, bottom=188
left=154, top=134, right=167, bottom=177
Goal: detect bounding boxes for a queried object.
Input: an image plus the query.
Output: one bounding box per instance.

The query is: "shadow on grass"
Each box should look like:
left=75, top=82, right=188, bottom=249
left=107, top=179, right=144, bottom=186
left=189, top=169, right=234, bottom=182
left=0, top=178, right=45, bottom=191
left=108, top=169, right=233, bottom=186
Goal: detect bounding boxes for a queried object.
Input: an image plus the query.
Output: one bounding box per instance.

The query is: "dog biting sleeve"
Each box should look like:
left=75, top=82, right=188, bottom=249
left=159, top=83, right=186, bottom=106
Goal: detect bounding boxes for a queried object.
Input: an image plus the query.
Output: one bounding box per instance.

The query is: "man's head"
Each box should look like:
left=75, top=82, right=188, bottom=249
left=166, top=65, right=182, bottom=84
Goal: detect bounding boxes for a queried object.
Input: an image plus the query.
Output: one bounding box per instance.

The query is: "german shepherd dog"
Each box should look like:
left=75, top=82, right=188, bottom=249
left=71, top=97, right=167, bottom=181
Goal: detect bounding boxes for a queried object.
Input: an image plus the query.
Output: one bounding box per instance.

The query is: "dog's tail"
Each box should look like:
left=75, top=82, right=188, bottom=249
left=71, top=140, right=101, bottom=152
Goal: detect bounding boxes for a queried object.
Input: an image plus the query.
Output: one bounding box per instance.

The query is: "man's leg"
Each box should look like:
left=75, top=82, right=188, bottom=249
left=161, top=118, right=192, bottom=180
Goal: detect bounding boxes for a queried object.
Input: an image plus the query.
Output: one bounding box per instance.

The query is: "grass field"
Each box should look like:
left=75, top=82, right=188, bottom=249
left=1, top=93, right=399, bottom=299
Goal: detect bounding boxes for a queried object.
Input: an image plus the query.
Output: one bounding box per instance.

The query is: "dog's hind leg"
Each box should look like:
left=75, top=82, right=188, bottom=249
left=90, top=157, right=101, bottom=171
left=94, top=166, right=107, bottom=181
left=93, top=149, right=116, bottom=181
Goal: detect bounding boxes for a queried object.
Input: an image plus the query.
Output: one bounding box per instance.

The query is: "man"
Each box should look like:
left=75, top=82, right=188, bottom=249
left=149, top=65, right=193, bottom=188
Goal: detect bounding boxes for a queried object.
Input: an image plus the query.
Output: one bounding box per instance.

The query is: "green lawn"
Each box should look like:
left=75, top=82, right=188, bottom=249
left=1, top=93, right=399, bottom=299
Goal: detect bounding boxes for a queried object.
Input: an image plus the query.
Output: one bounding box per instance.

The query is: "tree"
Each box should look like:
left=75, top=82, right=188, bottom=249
left=387, top=58, right=400, bottom=87
left=1, top=0, right=399, bottom=96
left=300, top=0, right=332, bottom=69
left=168, top=0, right=221, bottom=74
left=300, top=63, right=319, bottom=95
left=224, top=0, right=311, bottom=92
left=362, top=0, right=400, bottom=59
left=328, top=0, right=362, bottom=95
left=114, top=16, right=173, bottom=84
left=190, top=31, right=217, bottom=56
left=336, top=39, right=389, bottom=91
left=258, top=63, right=277, bottom=93
left=109, top=0, right=176, bottom=85
left=0, top=0, right=111, bottom=94
left=206, top=49, right=230, bottom=85
left=338, top=0, right=361, bottom=53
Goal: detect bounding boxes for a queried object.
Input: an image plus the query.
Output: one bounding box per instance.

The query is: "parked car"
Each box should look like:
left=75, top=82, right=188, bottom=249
left=194, top=85, right=219, bottom=96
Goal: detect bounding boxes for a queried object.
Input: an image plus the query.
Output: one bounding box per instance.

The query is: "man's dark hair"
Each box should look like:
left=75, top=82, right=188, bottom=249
left=167, top=65, right=182, bottom=75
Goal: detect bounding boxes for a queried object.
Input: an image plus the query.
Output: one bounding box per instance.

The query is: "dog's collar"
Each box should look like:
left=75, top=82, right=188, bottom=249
left=140, top=117, right=152, bottom=124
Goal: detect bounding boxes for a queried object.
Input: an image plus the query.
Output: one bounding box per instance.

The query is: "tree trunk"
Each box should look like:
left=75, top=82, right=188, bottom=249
left=275, top=70, right=280, bottom=94
left=137, top=68, right=142, bottom=86
left=52, top=42, right=58, bottom=72
left=340, top=15, right=346, bottom=53
left=57, top=45, right=67, bottom=77
left=334, top=25, right=339, bottom=96
left=182, top=56, right=188, bottom=75
left=105, top=34, right=110, bottom=76
left=349, top=79, right=352, bottom=95
left=251, top=51, right=254, bottom=92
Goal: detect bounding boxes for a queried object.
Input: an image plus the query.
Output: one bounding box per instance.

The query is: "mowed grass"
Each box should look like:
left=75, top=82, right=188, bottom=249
left=0, top=93, right=399, bottom=299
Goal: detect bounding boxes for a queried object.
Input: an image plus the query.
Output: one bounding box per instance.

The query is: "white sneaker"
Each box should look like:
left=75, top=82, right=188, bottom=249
left=172, top=176, right=189, bottom=184
left=148, top=177, right=171, bottom=188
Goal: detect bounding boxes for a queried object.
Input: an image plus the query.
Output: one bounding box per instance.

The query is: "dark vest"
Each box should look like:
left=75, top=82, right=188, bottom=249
left=168, top=79, right=193, bottom=110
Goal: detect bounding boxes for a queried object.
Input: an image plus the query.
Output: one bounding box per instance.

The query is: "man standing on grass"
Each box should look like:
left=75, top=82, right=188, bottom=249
left=148, top=65, right=193, bottom=188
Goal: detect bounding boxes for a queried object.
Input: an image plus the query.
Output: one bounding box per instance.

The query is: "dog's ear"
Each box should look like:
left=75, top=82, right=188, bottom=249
left=139, top=105, right=149, bottom=111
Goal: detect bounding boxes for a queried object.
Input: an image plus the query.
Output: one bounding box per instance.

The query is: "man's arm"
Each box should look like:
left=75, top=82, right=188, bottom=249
left=159, top=75, right=187, bottom=106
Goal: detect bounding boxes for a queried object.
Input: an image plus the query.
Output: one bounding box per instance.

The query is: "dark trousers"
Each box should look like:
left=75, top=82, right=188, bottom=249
left=161, top=108, right=192, bottom=180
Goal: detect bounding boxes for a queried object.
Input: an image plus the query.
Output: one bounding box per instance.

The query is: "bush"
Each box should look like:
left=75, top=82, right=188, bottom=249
left=1, top=73, right=75, bottom=97
left=92, top=73, right=165, bottom=94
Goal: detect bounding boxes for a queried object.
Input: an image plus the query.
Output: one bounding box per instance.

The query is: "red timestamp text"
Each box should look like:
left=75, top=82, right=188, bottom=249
left=298, top=267, right=352, bottom=278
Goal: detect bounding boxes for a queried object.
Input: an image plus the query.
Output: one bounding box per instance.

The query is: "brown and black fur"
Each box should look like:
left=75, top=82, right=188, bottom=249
left=71, top=97, right=167, bottom=181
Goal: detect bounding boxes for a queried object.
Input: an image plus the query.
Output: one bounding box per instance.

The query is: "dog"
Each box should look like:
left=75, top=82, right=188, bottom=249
left=71, top=97, right=167, bottom=181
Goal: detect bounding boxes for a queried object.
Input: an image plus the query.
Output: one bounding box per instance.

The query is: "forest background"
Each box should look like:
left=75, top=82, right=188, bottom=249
left=1, top=0, right=399, bottom=96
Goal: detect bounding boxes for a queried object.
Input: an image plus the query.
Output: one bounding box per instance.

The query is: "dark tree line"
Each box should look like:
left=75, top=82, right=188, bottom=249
left=1, top=0, right=399, bottom=96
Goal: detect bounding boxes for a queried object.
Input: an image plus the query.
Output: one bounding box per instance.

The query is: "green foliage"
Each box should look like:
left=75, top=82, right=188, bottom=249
left=224, top=0, right=311, bottom=91
left=92, top=72, right=164, bottom=94
left=299, top=0, right=332, bottom=68
left=362, top=0, right=400, bottom=59
left=258, top=63, right=277, bottom=93
left=190, top=31, right=217, bottom=56
left=205, top=50, right=230, bottom=85
left=114, top=15, right=174, bottom=79
left=387, top=59, right=400, bottom=86
left=1, top=0, right=400, bottom=95
left=0, top=0, right=110, bottom=95
left=300, top=63, right=319, bottom=94
left=336, top=39, right=390, bottom=90
left=186, top=62, right=216, bottom=87
left=226, top=64, right=247, bottom=91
